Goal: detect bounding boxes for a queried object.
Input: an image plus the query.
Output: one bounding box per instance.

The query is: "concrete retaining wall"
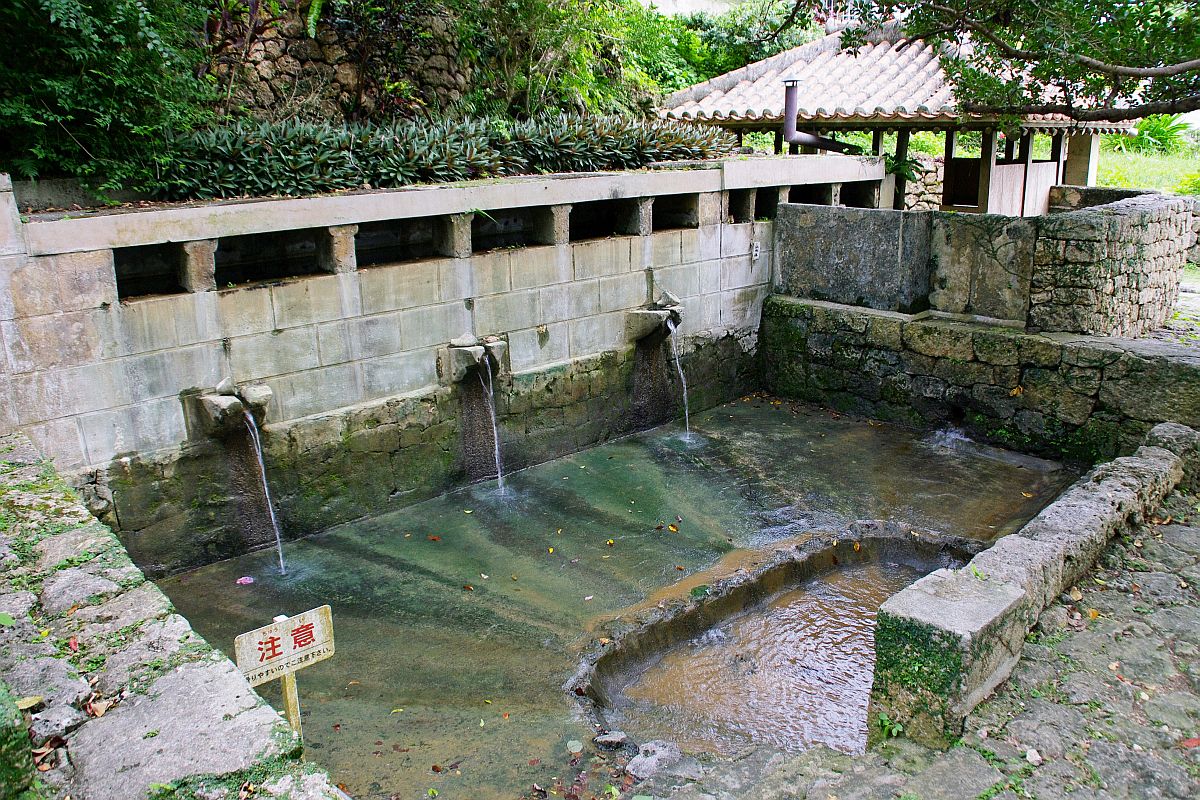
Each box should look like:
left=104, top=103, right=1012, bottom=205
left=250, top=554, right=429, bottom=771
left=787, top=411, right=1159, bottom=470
left=869, top=423, right=1198, bottom=745
left=0, top=159, right=883, bottom=574
left=759, top=295, right=1200, bottom=463
left=773, top=189, right=1197, bottom=333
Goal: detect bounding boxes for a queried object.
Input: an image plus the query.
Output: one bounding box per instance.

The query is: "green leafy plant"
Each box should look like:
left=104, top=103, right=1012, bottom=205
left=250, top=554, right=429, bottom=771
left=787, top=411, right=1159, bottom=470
left=884, top=153, right=927, bottom=183
left=876, top=712, right=904, bottom=738
left=1109, top=115, right=1191, bottom=155
left=1175, top=172, right=1200, bottom=196
left=152, top=115, right=737, bottom=199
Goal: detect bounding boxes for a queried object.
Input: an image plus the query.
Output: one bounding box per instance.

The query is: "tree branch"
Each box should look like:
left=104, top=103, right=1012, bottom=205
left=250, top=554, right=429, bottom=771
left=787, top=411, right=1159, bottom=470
left=961, top=94, right=1200, bottom=121
left=920, top=2, right=1200, bottom=79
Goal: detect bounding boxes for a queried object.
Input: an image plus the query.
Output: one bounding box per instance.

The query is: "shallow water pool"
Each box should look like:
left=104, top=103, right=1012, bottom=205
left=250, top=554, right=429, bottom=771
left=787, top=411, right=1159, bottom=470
left=158, top=399, right=1073, bottom=799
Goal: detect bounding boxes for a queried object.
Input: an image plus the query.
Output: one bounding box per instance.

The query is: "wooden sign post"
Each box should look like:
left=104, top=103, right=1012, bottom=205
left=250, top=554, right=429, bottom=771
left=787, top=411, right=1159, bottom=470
left=234, top=605, right=335, bottom=739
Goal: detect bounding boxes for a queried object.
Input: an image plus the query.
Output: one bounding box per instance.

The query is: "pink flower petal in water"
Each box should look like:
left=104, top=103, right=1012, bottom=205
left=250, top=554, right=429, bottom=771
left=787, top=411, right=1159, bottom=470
left=236, top=576, right=255, bottom=585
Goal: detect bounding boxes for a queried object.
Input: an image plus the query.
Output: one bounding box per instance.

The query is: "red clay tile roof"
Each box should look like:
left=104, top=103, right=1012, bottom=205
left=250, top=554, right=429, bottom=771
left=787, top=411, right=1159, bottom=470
left=662, top=26, right=1133, bottom=135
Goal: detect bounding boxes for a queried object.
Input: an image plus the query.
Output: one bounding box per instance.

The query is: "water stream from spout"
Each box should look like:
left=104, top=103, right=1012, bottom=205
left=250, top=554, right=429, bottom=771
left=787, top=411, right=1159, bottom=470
left=478, top=365, right=505, bottom=490
left=243, top=410, right=286, bottom=574
left=666, top=318, right=691, bottom=437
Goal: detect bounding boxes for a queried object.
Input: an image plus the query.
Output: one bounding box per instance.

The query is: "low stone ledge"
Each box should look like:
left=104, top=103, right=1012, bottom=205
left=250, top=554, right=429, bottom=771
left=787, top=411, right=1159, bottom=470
left=869, top=423, right=1194, bottom=747
left=0, top=433, right=340, bottom=799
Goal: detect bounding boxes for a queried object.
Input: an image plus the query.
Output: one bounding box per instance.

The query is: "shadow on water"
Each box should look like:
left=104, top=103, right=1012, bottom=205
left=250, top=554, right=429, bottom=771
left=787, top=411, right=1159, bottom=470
left=158, top=399, right=1076, bottom=799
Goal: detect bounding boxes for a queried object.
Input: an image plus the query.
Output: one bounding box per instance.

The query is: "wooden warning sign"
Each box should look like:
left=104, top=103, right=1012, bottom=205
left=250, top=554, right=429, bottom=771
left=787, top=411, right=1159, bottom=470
left=234, top=605, right=335, bottom=687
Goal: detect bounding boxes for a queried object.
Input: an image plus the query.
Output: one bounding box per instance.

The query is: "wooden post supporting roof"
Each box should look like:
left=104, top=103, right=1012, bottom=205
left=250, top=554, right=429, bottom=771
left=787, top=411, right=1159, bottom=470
left=892, top=130, right=910, bottom=211
left=977, top=130, right=997, bottom=213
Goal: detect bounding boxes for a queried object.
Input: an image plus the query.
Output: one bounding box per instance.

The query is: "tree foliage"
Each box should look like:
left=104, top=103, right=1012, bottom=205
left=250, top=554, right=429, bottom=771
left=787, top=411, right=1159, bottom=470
left=829, top=0, right=1200, bottom=121
left=0, top=0, right=215, bottom=185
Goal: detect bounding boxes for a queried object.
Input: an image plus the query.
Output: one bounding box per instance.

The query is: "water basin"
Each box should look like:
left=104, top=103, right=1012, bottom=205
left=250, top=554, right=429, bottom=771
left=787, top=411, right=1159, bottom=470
left=157, top=399, right=1075, bottom=799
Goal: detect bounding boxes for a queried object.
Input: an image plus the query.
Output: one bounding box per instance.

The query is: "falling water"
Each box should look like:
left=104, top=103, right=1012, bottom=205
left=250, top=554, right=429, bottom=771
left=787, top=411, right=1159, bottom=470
left=666, top=319, right=691, bottom=437
left=478, top=365, right=506, bottom=490
left=243, top=410, right=287, bottom=574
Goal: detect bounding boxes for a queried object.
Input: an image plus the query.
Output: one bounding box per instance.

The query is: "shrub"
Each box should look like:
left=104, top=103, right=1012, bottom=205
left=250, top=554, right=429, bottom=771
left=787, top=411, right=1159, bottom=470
left=151, top=115, right=737, bottom=199
left=1107, top=114, right=1191, bottom=155
left=1176, top=173, right=1200, bottom=196
left=0, top=0, right=214, bottom=187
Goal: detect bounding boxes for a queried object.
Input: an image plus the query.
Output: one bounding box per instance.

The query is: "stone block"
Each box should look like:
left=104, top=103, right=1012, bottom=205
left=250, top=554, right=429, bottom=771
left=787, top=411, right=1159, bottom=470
left=652, top=264, right=700, bottom=300
left=318, top=224, right=358, bottom=273
left=531, top=204, right=572, bottom=245
left=624, top=309, right=670, bottom=342
left=569, top=313, right=624, bottom=357
left=618, top=198, right=654, bottom=236
left=271, top=273, right=354, bottom=328
left=316, top=319, right=351, bottom=364
left=474, top=290, right=539, bottom=334
left=216, top=286, right=274, bottom=336
left=470, top=250, right=511, bottom=295
left=539, top=280, right=599, bottom=323
left=180, top=240, right=217, bottom=292
left=360, top=259, right=440, bottom=313
left=930, top=213, right=1034, bottom=322
left=54, top=249, right=118, bottom=312
left=903, top=322, right=974, bottom=360
left=599, top=271, right=649, bottom=312
left=573, top=237, right=632, bottom=280
left=967, top=536, right=1064, bottom=612
left=195, top=393, right=245, bottom=436
left=270, top=362, right=360, bottom=419
left=873, top=568, right=1027, bottom=745
left=438, top=257, right=472, bottom=301
left=1144, top=422, right=1200, bottom=491
left=230, top=326, right=319, bottom=381
left=401, top=302, right=471, bottom=350
left=361, top=349, right=438, bottom=398
left=776, top=205, right=931, bottom=313
left=435, top=213, right=473, bottom=258
left=2, top=310, right=103, bottom=373
left=66, top=661, right=286, bottom=800
left=511, top=245, right=571, bottom=290
left=681, top=225, right=722, bottom=263
left=508, top=323, right=569, bottom=371
left=697, top=192, right=723, bottom=227
left=720, top=254, right=768, bottom=291
left=721, top=223, right=753, bottom=257
left=649, top=230, right=682, bottom=267
left=78, top=396, right=188, bottom=463
left=350, top=311, right=404, bottom=359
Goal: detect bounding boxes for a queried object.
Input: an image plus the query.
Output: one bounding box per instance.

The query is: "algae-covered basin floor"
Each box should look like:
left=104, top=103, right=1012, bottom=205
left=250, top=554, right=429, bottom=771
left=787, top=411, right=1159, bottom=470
left=158, top=399, right=1074, bottom=800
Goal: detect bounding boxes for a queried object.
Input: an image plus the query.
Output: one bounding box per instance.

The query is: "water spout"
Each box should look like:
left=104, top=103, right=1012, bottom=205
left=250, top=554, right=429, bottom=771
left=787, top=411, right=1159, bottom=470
left=665, top=318, right=690, bottom=437
left=243, top=410, right=286, bottom=574
left=478, top=365, right=505, bottom=490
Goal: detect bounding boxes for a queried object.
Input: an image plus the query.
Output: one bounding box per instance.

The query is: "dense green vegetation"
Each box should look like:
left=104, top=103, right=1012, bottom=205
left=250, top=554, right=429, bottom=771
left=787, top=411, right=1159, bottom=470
left=1097, top=115, right=1200, bottom=194
left=0, top=0, right=809, bottom=193
left=153, top=114, right=735, bottom=199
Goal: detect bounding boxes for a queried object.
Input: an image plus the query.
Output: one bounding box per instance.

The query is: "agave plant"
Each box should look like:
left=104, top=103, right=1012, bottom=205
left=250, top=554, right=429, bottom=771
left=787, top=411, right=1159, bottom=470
left=150, top=114, right=739, bottom=200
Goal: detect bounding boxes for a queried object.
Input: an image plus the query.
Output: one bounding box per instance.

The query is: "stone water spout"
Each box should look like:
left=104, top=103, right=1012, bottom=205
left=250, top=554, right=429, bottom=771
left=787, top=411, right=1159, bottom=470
left=445, top=335, right=508, bottom=488
left=195, top=380, right=286, bottom=574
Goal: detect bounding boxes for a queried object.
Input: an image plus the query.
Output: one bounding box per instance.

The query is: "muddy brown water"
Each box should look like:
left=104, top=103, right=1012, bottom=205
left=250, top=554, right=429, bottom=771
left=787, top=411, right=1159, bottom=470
left=158, top=399, right=1075, bottom=799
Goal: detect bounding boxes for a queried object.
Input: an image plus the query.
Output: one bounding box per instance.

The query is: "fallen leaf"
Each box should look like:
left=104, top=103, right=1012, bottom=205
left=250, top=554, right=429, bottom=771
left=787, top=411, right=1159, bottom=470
left=67, top=637, right=78, bottom=653
left=479, top=718, right=485, bottom=727
left=1021, top=492, right=1034, bottom=498
left=484, top=699, right=492, bottom=704
left=15, top=695, right=43, bottom=711
left=529, top=759, right=541, bottom=766
left=675, top=565, right=685, bottom=571
left=391, top=708, right=405, bottom=713
left=432, top=765, right=443, bottom=773
left=667, top=524, right=679, bottom=533
left=1009, top=386, right=1024, bottom=397
left=503, top=712, right=510, bottom=719
left=675, top=516, right=683, bottom=523
left=605, top=539, right=615, bottom=547
left=1069, top=587, right=1083, bottom=602
left=598, top=637, right=611, bottom=645
left=1088, top=608, right=1100, bottom=620
left=512, top=575, right=519, bottom=581
left=480, top=573, right=489, bottom=579
left=1180, top=737, right=1200, bottom=749
left=428, top=535, right=441, bottom=542
left=0, top=612, right=14, bottom=627
left=853, top=542, right=861, bottom=552
left=85, top=698, right=112, bottom=718
left=548, top=547, right=554, bottom=554
left=464, top=510, right=473, bottom=514
left=584, top=595, right=594, bottom=601
left=463, top=585, right=474, bottom=591
left=654, top=524, right=665, bottom=530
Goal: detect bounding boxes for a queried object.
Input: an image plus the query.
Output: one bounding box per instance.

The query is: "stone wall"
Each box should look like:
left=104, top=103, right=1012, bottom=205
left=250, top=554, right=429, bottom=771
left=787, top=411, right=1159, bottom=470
left=773, top=189, right=1196, bottom=334
left=902, top=154, right=944, bottom=211
left=3, top=160, right=886, bottom=573
left=1030, top=193, right=1195, bottom=336
left=0, top=433, right=340, bottom=800
left=759, top=295, right=1200, bottom=463
left=217, top=9, right=470, bottom=119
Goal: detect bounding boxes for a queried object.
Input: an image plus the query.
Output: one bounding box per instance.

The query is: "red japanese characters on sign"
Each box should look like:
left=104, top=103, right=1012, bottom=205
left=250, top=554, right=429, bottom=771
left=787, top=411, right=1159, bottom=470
left=234, top=606, right=334, bottom=686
